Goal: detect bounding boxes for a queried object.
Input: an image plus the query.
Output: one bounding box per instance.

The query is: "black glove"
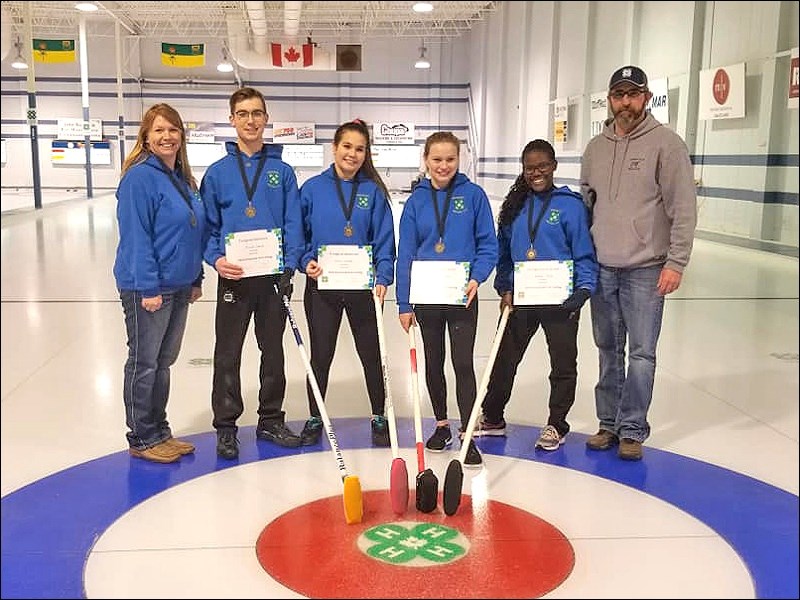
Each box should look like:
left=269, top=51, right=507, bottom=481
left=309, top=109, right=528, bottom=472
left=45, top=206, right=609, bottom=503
left=278, top=269, right=294, bottom=299
left=561, top=288, right=591, bottom=315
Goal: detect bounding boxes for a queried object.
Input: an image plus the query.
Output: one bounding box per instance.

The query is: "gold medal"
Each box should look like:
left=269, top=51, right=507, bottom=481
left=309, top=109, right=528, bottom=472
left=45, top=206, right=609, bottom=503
left=526, top=247, right=536, bottom=259
left=190, top=214, right=197, bottom=227
left=245, top=205, right=256, bottom=218
left=344, top=224, right=353, bottom=237
left=434, top=240, right=445, bottom=254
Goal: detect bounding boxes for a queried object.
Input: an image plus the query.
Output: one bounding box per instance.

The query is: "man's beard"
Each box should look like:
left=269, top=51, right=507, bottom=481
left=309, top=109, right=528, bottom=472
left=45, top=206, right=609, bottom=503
left=614, top=106, right=644, bottom=132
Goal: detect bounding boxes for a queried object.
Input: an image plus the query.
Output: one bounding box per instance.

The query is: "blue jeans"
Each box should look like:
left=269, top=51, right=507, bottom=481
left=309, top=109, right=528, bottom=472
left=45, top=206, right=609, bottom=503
left=590, top=265, right=664, bottom=443
left=120, top=287, right=191, bottom=450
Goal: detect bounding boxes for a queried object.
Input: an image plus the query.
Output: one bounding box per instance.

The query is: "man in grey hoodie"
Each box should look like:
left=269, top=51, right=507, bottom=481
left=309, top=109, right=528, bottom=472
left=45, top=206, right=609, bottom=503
left=580, top=65, right=697, bottom=461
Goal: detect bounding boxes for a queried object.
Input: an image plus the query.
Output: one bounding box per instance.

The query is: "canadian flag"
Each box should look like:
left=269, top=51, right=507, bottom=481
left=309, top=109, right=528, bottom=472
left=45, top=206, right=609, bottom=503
left=271, top=43, right=313, bottom=68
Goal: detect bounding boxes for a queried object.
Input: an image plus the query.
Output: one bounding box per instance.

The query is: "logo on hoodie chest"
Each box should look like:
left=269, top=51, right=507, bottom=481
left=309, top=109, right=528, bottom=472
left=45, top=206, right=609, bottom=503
left=266, top=171, right=280, bottom=187
left=452, top=197, right=466, bottom=213
left=356, top=194, right=370, bottom=209
left=627, top=158, right=645, bottom=171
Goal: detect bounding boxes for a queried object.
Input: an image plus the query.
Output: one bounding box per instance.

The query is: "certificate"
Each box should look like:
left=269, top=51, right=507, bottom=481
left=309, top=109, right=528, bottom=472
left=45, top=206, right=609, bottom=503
left=224, top=228, right=283, bottom=278
left=317, top=244, right=374, bottom=290
left=514, top=260, right=573, bottom=306
left=409, top=260, right=470, bottom=305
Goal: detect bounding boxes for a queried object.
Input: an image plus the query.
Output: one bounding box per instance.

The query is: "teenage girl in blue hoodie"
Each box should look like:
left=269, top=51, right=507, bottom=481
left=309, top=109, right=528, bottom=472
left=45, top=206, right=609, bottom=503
left=476, top=139, right=598, bottom=451
left=396, top=131, right=498, bottom=467
left=113, top=103, right=208, bottom=464
left=298, top=119, right=396, bottom=447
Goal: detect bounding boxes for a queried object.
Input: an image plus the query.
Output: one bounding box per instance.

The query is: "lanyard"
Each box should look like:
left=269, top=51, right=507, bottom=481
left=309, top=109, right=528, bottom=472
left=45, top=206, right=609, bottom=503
left=164, top=164, right=197, bottom=227
left=430, top=178, right=456, bottom=249
left=333, top=168, right=360, bottom=237
left=525, top=190, right=553, bottom=258
left=235, top=148, right=268, bottom=211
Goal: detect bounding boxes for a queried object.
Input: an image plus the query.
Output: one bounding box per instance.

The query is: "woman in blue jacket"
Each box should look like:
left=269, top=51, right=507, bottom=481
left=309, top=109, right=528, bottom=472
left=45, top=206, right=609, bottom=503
left=396, top=131, right=497, bottom=468
left=475, top=139, right=598, bottom=451
left=298, top=119, right=396, bottom=447
left=113, top=103, right=208, bottom=463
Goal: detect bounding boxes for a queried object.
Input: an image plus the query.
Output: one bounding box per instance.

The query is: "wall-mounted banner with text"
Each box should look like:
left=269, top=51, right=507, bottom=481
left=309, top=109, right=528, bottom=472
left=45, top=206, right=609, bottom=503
left=789, top=47, right=799, bottom=110
left=645, top=77, right=669, bottom=124
left=699, top=62, right=745, bottom=120
left=271, top=123, right=316, bottom=144
left=57, top=118, right=103, bottom=141
left=373, top=123, right=415, bottom=145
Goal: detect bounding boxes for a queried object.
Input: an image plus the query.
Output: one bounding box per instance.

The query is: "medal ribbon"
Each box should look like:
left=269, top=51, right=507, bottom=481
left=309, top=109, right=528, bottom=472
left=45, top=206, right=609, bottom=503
left=162, top=161, right=197, bottom=227
left=235, top=148, right=268, bottom=211
left=430, top=177, right=456, bottom=247
left=526, top=190, right=553, bottom=256
left=333, top=168, right=360, bottom=233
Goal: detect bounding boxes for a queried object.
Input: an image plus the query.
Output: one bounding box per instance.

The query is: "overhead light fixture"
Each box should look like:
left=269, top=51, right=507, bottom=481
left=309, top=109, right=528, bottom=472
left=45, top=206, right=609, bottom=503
left=414, top=44, right=430, bottom=70
left=74, top=2, right=99, bottom=11
left=10, top=38, right=28, bottom=70
left=217, top=46, right=234, bottom=73
left=412, top=2, right=434, bottom=13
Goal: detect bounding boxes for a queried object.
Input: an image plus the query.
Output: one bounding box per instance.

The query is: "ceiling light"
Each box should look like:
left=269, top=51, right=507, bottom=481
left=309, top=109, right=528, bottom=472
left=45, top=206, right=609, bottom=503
left=10, top=38, right=27, bottom=70
left=217, top=46, right=234, bottom=73
left=414, top=45, right=430, bottom=70
left=74, top=2, right=99, bottom=11
left=412, top=2, right=434, bottom=13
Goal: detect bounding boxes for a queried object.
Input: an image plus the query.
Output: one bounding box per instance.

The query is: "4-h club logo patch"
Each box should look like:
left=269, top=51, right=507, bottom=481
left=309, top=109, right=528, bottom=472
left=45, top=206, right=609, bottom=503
left=358, top=522, right=469, bottom=566
left=452, top=197, right=466, bottom=213
left=547, top=209, right=561, bottom=224
left=266, top=171, right=281, bottom=187
left=356, top=194, right=370, bottom=209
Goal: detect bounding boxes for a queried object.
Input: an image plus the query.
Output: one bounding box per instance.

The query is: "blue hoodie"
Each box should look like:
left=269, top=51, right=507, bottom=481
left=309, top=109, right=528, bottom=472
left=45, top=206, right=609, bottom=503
left=113, top=154, right=208, bottom=297
left=299, top=164, right=396, bottom=286
left=201, top=142, right=303, bottom=272
left=396, top=172, right=497, bottom=314
left=494, top=185, right=598, bottom=296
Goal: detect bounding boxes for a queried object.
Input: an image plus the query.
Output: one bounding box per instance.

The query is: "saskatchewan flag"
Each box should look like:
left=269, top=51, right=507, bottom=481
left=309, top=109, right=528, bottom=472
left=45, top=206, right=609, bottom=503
left=33, top=39, right=75, bottom=64
left=161, top=43, right=205, bottom=67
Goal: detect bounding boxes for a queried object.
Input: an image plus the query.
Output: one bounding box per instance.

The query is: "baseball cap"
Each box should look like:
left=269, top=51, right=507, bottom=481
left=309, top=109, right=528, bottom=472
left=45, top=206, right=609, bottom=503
left=608, top=65, right=648, bottom=91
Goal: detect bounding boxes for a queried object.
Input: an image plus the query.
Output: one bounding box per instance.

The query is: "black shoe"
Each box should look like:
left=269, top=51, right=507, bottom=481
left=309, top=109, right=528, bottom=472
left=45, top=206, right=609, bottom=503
left=256, top=421, right=302, bottom=448
left=425, top=425, right=452, bottom=451
left=371, top=415, right=390, bottom=447
left=300, top=416, right=323, bottom=446
left=216, top=430, right=239, bottom=460
left=464, top=439, right=482, bottom=468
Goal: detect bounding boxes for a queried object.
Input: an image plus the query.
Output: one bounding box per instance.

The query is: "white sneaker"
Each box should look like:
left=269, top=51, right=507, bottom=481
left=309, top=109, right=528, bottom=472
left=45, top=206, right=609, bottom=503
left=535, top=425, right=566, bottom=451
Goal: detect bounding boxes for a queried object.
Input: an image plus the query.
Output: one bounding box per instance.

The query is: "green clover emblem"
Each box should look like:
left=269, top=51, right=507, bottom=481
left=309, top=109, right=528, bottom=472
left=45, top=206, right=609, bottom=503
left=357, top=194, right=370, bottom=209
left=266, top=171, right=280, bottom=187
left=360, top=522, right=467, bottom=565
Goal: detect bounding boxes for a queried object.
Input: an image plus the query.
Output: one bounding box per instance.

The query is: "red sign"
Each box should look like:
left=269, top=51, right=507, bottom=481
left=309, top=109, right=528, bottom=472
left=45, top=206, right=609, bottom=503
left=790, top=56, right=799, bottom=100
left=712, top=68, right=730, bottom=105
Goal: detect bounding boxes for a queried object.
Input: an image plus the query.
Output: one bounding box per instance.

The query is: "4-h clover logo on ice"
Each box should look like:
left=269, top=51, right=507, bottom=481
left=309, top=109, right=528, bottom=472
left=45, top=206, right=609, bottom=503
left=358, top=522, right=469, bottom=565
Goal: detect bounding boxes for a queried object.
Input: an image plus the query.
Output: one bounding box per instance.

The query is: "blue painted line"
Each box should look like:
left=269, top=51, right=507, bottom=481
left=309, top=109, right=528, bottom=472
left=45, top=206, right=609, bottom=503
left=1, top=419, right=797, bottom=598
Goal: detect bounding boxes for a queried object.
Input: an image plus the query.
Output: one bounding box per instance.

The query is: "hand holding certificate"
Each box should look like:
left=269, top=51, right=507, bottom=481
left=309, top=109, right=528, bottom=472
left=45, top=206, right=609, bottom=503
left=409, top=260, right=470, bottom=305
left=317, top=245, right=375, bottom=290
left=224, top=228, right=283, bottom=278
left=514, top=260, right=573, bottom=305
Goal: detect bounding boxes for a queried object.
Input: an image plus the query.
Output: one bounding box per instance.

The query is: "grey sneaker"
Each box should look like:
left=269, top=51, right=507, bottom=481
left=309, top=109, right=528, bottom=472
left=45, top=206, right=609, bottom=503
left=535, top=425, right=566, bottom=451
left=473, top=414, right=507, bottom=437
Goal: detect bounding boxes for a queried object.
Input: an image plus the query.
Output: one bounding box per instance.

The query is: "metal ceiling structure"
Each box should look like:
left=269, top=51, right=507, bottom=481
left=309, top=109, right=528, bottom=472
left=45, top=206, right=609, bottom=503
left=2, top=1, right=499, bottom=43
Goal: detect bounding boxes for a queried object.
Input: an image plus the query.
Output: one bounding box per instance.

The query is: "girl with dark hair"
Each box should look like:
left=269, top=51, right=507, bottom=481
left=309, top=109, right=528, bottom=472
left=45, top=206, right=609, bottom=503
left=475, top=139, right=598, bottom=451
left=298, top=119, right=396, bottom=447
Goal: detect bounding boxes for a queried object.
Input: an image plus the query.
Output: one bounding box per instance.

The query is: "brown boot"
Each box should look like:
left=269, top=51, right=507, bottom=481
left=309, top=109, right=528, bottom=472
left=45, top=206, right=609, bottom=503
left=618, top=438, right=643, bottom=461
left=586, top=429, right=619, bottom=450
left=129, top=441, right=181, bottom=463
left=163, top=437, right=195, bottom=455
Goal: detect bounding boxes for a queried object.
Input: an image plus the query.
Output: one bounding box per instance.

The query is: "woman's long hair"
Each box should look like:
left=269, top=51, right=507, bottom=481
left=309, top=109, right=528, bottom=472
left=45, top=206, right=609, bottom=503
left=334, top=119, right=390, bottom=201
left=497, top=139, right=556, bottom=227
left=121, top=103, right=197, bottom=190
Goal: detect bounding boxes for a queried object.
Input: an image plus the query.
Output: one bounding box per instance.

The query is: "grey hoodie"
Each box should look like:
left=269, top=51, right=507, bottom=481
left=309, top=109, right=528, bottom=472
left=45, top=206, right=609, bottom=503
left=580, top=112, right=697, bottom=273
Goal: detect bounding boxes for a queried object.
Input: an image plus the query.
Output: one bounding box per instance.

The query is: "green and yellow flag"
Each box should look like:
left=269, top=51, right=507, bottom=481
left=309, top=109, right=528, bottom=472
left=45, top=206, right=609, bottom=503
left=161, top=43, right=205, bottom=67
left=33, top=39, right=75, bottom=64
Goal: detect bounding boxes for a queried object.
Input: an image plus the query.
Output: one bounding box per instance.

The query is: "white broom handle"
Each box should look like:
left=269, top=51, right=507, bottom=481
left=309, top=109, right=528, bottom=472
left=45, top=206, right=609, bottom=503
left=373, top=293, right=400, bottom=456
left=458, top=305, right=511, bottom=464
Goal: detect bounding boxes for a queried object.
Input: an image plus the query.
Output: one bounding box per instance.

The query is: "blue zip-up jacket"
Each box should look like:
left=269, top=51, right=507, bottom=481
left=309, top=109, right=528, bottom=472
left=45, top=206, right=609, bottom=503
left=113, top=154, right=208, bottom=297
left=201, top=142, right=303, bottom=272
left=300, top=164, right=396, bottom=286
left=396, top=172, right=497, bottom=314
left=494, top=185, right=598, bottom=297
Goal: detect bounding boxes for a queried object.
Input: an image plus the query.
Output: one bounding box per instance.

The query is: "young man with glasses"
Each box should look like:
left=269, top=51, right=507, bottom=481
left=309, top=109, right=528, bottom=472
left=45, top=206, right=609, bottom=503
left=580, top=65, right=697, bottom=461
left=474, top=139, right=598, bottom=452
left=201, top=86, right=304, bottom=459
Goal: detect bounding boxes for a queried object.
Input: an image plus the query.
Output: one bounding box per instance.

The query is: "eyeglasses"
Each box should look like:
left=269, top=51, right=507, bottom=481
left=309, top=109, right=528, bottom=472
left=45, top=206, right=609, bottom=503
left=233, top=109, right=266, bottom=121
left=523, top=162, right=555, bottom=175
left=609, top=89, right=645, bottom=101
